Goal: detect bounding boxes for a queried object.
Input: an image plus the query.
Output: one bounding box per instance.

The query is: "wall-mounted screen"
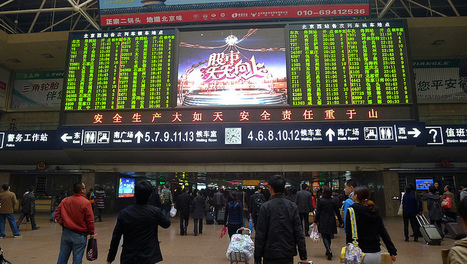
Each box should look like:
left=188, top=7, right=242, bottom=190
left=118, top=177, right=135, bottom=198
left=64, top=29, right=175, bottom=111
left=415, top=179, right=433, bottom=191
left=289, top=20, right=411, bottom=106
left=177, top=27, right=287, bottom=106
left=61, top=20, right=416, bottom=126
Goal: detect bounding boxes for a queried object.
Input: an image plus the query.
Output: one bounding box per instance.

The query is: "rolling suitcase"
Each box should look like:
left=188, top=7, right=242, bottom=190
left=445, top=222, right=467, bottom=240
left=206, top=210, right=214, bottom=225
left=416, top=214, right=442, bottom=245
left=217, top=208, right=225, bottom=224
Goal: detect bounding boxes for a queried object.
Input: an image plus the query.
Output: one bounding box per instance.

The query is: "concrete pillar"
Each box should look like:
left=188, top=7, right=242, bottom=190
left=383, top=170, right=400, bottom=217
left=82, top=172, right=96, bottom=191
left=0, top=172, right=10, bottom=186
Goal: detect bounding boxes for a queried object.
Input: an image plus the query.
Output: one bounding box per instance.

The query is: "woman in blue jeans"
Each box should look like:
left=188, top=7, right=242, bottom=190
left=224, top=191, right=244, bottom=239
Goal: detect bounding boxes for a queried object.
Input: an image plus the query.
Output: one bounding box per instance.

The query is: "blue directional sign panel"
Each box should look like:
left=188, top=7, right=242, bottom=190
left=55, top=122, right=426, bottom=149
left=0, top=130, right=58, bottom=150
left=1, top=123, right=465, bottom=150
left=425, top=125, right=467, bottom=146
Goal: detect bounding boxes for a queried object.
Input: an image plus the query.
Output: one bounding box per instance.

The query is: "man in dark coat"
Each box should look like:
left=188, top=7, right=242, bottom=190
left=254, top=175, right=309, bottom=264
left=213, top=188, right=225, bottom=221
left=191, top=190, right=206, bottom=236
left=107, top=180, right=170, bottom=264
left=16, top=186, right=39, bottom=230
left=295, top=183, right=314, bottom=236
left=249, top=186, right=266, bottom=230
left=176, top=188, right=191, bottom=235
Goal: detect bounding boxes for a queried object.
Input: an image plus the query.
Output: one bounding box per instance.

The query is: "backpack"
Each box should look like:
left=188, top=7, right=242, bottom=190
left=254, top=196, right=264, bottom=210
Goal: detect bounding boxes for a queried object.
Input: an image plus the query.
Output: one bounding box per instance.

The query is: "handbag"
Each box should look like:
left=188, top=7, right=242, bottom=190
left=381, top=244, right=393, bottom=264
left=309, top=223, right=320, bottom=243
left=340, top=208, right=365, bottom=264
left=397, top=194, right=404, bottom=216
left=441, top=196, right=452, bottom=209
left=170, top=206, right=177, bottom=217
left=86, top=238, right=98, bottom=261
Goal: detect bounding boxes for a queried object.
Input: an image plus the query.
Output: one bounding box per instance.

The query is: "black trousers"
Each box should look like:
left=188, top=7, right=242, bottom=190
left=193, top=218, right=203, bottom=235
left=403, top=214, right=421, bottom=239
left=263, top=257, right=293, bottom=264
left=16, top=212, right=36, bottom=229
left=299, top=212, right=310, bottom=235
left=322, top=233, right=332, bottom=254
left=180, top=213, right=189, bottom=235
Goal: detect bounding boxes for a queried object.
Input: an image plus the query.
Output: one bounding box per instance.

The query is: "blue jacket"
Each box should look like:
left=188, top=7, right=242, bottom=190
left=224, top=201, right=243, bottom=226
left=343, top=193, right=354, bottom=233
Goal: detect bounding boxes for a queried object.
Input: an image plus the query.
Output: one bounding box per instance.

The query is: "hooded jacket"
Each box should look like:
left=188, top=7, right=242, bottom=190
left=426, top=192, right=443, bottom=221
left=345, top=203, right=397, bottom=256
left=448, top=237, right=467, bottom=264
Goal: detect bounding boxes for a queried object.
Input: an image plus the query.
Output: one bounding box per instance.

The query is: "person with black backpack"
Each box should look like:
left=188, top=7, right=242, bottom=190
left=249, top=186, right=266, bottom=231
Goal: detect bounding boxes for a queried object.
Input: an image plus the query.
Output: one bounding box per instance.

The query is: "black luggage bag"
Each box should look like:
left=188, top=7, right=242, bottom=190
left=446, top=222, right=467, bottom=240
left=206, top=210, right=214, bottom=225
left=217, top=208, right=225, bottom=224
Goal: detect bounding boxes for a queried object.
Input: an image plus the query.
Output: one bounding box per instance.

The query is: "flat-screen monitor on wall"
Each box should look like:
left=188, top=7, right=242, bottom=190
left=118, top=177, right=135, bottom=198
left=415, top=179, right=433, bottom=191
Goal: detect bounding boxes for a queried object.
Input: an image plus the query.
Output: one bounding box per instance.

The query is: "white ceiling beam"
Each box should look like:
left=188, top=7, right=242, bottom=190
left=0, top=0, right=14, bottom=9
left=378, top=0, right=401, bottom=18
left=67, top=0, right=100, bottom=30
left=40, top=12, right=80, bottom=33
left=378, top=0, right=397, bottom=18
left=0, top=7, right=76, bottom=15
left=399, top=0, right=414, bottom=17
left=406, top=0, right=448, bottom=17
left=28, top=0, right=47, bottom=33
left=446, top=0, right=460, bottom=16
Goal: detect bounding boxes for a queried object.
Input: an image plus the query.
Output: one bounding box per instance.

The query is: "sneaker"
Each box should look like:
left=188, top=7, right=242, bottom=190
left=0, top=236, right=4, bottom=239
left=14, top=234, right=23, bottom=238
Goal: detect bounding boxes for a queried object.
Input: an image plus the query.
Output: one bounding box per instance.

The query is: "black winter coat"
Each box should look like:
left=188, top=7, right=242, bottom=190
left=191, top=195, right=206, bottom=219
left=254, top=194, right=307, bottom=261
left=315, top=197, right=342, bottom=235
left=345, top=203, right=397, bottom=256
left=107, top=203, right=171, bottom=264
left=295, top=190, right=314, bottom=213
left=176, top=192, right=191, bottom=216
left=21, top=192, right=35, bottom=214
left=426, top=193, right=443, bottom=221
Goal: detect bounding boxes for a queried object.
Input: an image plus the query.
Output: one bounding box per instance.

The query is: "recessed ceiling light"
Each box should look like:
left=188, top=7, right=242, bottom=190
left=7, top=58, right=21, bottom=63
left=432, top=40, right=445, bottom=45
left=42, top=53, right=54, bottom=58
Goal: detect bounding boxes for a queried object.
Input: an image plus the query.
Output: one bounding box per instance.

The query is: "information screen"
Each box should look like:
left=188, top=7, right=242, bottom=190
left=64, top=29, right=175, bottom=111
left=118, top=177, right=135, bottom=198
left=289, top=21, right=411, bottom=106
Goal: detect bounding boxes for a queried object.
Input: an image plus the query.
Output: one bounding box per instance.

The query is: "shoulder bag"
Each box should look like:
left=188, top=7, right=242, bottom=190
left=340, top=207, right=365, bottom=264
left=397, top=194, right=404, bottom=216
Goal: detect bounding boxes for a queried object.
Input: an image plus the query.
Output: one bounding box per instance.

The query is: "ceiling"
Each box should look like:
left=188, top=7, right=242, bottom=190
left=0, top=0, right=467, bottom=71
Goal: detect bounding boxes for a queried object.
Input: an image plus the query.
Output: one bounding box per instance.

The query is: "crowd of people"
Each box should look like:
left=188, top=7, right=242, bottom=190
left=3, top=177, right=467, bottom=263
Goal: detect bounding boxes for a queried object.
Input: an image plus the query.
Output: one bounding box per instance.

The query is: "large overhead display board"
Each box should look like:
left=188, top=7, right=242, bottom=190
left=289, top=20, right=411, bottom=106
left=61, top=20, right=415, bottom=126
left=98, top=0, right=370, bottom=27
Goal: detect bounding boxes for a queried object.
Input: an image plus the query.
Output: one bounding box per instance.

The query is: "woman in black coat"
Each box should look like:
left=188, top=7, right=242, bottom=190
left=191, top=190, right=206, bottom=236
left=314, top=186, right=343, bottom=260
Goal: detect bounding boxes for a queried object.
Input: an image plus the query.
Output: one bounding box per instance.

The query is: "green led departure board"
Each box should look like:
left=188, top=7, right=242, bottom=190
left=289, top=21, right=411, bottom=106
left=64, top=29, right=175, bottom=110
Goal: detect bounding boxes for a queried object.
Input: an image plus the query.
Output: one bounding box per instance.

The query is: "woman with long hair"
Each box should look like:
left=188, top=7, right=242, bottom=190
left=224, top=191, right=244, bottom=239
left=314, top=186, right=342, bottom=260
left=345, top=186, right=397, bottom=264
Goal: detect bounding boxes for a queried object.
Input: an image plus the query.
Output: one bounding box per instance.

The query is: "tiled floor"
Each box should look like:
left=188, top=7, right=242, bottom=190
left=0, top=213, right=458, bottom=263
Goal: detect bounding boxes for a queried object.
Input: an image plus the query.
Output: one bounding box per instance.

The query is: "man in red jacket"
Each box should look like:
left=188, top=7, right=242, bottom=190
left=55, top=182, right=95, bottom=264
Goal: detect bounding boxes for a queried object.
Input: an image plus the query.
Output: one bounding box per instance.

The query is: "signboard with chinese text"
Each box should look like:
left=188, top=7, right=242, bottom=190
left=11, top=71, right=64, bottom=109
left=98, top=0, right=370, bottom=27
left=414, top=59, right=467, bottom=102
left=0, top=66, right=10, bottom=110
left=0, top=130, right=57, bottom=150
left=425, top=125, right=467, bottom=146
left=61, top=20, right=416, bottom=127
left=3, top=122, right=467, bottom=151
